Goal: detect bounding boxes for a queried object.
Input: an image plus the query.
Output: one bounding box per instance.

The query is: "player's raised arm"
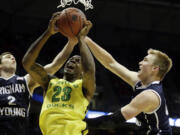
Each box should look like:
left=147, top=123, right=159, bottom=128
left=78, top=21, right=96, bottom=101
left=85, top=37, right=139, bottom=88
left=24, top=12, right=78, bottom=93
left=43, top=37, right=77, bottom=75
left=22, top=13, right=62, bottom=89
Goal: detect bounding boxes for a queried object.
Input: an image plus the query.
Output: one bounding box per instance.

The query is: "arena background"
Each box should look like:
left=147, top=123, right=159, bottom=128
left=0, top=0, right=180, bottom=134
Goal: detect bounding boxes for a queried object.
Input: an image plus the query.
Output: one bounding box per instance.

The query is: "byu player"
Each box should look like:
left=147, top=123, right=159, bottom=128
left=85, top=37, right=172, bottom=135
left=0, top=12, right=77, bottom=135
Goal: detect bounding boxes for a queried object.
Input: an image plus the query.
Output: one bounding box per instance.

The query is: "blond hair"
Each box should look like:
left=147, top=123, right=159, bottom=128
left=148, top=48, right=172, bottom=80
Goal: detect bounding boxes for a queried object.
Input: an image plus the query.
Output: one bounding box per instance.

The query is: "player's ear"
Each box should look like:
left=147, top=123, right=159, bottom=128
left=152, top=65, right=159, bottom=72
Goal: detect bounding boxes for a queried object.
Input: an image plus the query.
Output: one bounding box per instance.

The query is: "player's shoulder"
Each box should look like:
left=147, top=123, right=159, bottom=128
left=138, top=90, right=159, bottom=103
left=75, top=79, right=82, bottom=83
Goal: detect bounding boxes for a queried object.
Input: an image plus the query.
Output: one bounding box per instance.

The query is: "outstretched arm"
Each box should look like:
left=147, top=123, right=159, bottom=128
left=78, top=21, right=96, bottom=101
left=85, top=37, right=139, bottom=88
left=86, top=90, right=160, bottom=129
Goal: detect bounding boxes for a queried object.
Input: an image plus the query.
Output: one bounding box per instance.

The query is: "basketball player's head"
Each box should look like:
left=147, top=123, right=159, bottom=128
left=63, top=55, right=83, bottom=80
left=138, top=48, right=172, bottom=81
left=0, top=52, right=17, bottom=74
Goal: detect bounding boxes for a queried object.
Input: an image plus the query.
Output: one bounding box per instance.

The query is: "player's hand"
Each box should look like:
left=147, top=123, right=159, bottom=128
left=78, top=20, right=92, bottom=39
left=47, top=12, right=61, bottom=35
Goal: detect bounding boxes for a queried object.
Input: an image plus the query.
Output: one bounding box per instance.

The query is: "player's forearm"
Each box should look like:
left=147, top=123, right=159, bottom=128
left=79, top=37, right=95, bottom=73
left=22, top=30, right=52, bottom=69
left=44, top=40, right=76, bottom=74
left=86, top=109, right=126, bottom=130
left=85, top=37, right=115, bottom=69
left=85, top=37, right=138, bottom=87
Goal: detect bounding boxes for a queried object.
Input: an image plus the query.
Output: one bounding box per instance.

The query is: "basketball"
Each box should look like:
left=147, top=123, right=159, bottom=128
left=56, top=7, right=87, bottom=38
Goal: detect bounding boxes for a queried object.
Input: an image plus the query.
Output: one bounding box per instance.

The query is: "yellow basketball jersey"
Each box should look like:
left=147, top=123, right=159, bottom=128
left=39, top=78, right=89, bottom=135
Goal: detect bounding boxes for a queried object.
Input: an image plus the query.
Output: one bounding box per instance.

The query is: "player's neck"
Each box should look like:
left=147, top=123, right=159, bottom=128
left=141, top=76, right=160, bottom=86
left=63, top=74, right=76, bottom=82
left=63, top=73, right=81, bottom=82
left=0, top=71, right=15, bottom=79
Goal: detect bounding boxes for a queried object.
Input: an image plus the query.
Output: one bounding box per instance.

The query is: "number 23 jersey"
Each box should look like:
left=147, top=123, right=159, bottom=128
left=40, top=78, right=89, bottom=123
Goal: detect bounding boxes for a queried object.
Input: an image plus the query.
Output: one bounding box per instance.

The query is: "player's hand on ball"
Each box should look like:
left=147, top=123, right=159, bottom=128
left=48, top=12, right=61, bottom=35
left=78, top=20, right=92, bottom=38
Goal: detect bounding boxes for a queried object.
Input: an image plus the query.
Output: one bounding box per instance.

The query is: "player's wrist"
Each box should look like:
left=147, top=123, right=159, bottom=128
left=68, top=38, right=78, bottom=46
left=46, top=29, right=54, bottom=36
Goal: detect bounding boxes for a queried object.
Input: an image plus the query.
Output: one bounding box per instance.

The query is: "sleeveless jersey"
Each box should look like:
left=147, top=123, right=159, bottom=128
left=133, top=81, right=172, bottom=135
left=39, top=78, right=89, bottom=135
left=0, top=75, right=31, bottom=135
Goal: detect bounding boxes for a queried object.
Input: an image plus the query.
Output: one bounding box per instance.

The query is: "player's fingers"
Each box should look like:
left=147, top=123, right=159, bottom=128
left=86, top=20, right=91, bottom=24
left=82, top=26, right=88, bottom=31
left=84, top=20, right=89, bottom=26
left=51, top=12, right=61, bottom=21
left=52, top=12, right=61, bottom=18
left=51, top=14, right=60, bottom=25
left=84, top=20, right=92, bottom=29
left=88, top=22, right=93, bottom=29
left=86, top=21, right=92, bottom=31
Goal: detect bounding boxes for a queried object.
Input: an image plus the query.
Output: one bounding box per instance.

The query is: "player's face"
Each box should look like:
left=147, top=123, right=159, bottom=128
left=0, top=54, right=17, bottom=71
left=138, top=54, right=156, bottom=81
left=64, top=55, right=82, bottom=77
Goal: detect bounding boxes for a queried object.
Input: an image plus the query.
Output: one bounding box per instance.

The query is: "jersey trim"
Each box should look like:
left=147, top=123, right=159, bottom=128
left=24, top=76, right=32, bottom=96
left=155, top=112, right=160, bottom=131
left=135, top=81, right=160, bottom=90
left=0, top=74, right=15, bottom=80
left=145, top=90, right=161, bottom=114
left=133, top=80, right=140, bottom=91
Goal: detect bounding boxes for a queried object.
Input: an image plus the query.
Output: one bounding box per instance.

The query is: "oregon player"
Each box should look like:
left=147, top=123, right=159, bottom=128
left=40, top=79, right=89, bottom=135
left=23, top=20, right=95, bottom=135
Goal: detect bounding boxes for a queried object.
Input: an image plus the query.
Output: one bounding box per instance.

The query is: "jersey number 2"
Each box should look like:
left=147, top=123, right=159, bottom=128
left=52, top=86, right=72, bottom=102
left=8, top=96, right=16, bottom=105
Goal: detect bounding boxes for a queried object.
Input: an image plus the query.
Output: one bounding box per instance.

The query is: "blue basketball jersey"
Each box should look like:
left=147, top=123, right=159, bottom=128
left=0, top=74, right=31, bottom=135
left=133, top=81, right=172, bottom=135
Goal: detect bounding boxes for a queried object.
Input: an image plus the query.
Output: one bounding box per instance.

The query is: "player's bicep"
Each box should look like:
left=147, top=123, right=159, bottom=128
left=82, top=71, right=96, bottom=101
left=121, top=92, right=152, bottom=120
left=24, top=74, right=40, bottom=94
left=27, top=63, right=49, bottom=89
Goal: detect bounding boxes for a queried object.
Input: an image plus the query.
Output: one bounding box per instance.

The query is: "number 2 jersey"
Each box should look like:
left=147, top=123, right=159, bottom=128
left=39, top=78, right=89, bottom=135
left=0, top=75, right=31, bottom=135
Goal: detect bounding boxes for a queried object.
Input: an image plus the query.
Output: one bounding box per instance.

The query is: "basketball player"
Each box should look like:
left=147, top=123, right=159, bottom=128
left=84, top=37, right=172, bottom=135
left=0, top=12, right=78, bottom=135
left=22, top=21, right=95, bottom=135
